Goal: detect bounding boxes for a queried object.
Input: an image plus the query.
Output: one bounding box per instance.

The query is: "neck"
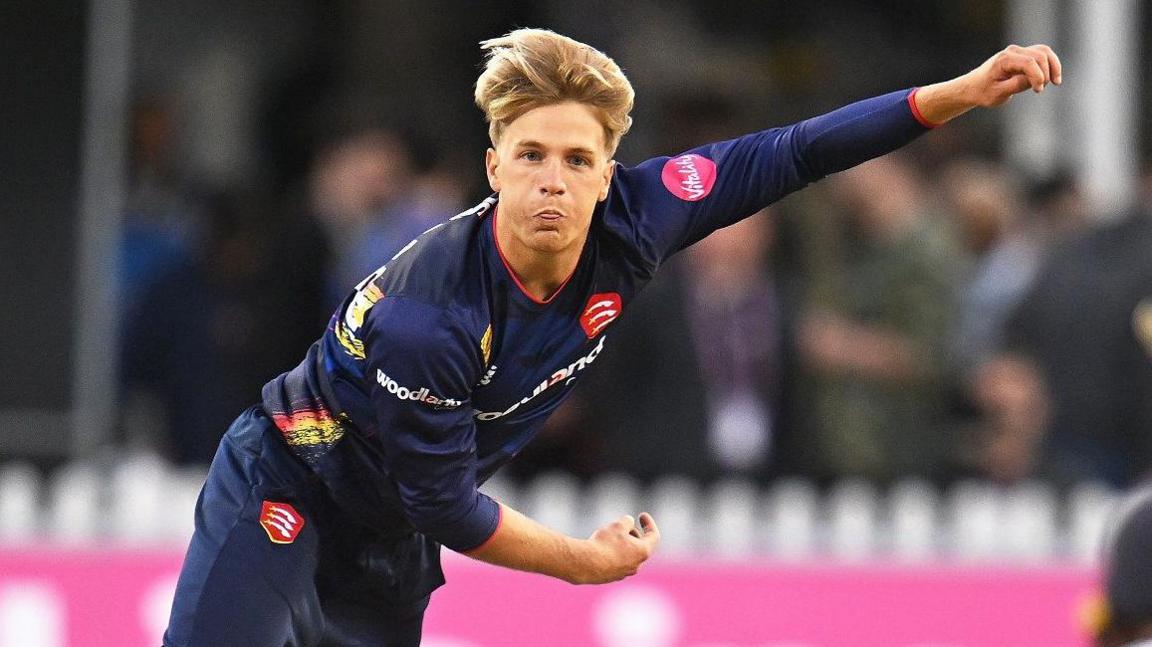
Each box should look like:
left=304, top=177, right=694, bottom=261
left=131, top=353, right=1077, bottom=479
left=495, top=219, right=583, bottom=304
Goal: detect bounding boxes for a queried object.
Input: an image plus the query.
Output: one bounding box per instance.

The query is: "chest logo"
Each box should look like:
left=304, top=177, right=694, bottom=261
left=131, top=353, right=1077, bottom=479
left=661, top=153, right=717, bottom=201
left=259, top=501, right=305, bottom=544
left=581, top=292, right=622, bottom=338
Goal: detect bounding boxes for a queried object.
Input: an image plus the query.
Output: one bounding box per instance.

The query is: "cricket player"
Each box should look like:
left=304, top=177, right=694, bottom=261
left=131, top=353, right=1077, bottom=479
left=164, top=28, right=1062, bottom=645
left=1088, top=485, right=1152, bottom=647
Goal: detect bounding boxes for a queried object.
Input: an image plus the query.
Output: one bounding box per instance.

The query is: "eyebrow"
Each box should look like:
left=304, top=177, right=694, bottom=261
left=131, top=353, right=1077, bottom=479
left=514, top=140, right=599, bottom=157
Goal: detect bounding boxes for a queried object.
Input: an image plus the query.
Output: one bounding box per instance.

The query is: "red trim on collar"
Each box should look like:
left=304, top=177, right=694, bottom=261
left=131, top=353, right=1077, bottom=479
left=491, top=206, right=576, bottom=305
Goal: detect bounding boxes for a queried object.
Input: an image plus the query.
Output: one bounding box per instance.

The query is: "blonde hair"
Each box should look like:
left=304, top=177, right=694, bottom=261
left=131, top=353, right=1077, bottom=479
left=475, top=29, right=634, bottom=156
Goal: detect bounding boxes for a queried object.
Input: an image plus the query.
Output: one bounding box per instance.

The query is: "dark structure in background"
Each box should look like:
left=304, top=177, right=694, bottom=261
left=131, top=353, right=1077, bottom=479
left=0, top=4, right=85, bottom=459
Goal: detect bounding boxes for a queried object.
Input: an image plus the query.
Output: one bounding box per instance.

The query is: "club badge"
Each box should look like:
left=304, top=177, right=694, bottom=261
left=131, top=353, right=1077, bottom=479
left=259, top=501, right=304, bottom=544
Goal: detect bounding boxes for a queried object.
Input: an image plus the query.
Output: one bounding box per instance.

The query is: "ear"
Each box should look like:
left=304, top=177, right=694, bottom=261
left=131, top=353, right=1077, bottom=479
left=485, top=148, right=501, bottom=192
left=598, top=160, right=615, bottom=201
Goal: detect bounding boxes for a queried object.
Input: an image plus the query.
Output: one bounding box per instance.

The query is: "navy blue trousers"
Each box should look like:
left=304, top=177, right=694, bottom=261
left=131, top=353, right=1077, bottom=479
left=164, top=406, right=441, bottom=646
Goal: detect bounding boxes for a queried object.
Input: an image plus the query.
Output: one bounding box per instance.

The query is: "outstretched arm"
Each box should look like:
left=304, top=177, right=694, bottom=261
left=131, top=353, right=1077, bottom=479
left=607, top=44, right=1063, bottom=260
left=913, top=44, right=1062, bottom=126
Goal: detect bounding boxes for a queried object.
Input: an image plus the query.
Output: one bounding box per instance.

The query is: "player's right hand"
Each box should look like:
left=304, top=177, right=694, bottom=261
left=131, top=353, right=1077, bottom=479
left=574, top=512, right=660, bottom=584
left=965, top=44, right=1062, bottom=107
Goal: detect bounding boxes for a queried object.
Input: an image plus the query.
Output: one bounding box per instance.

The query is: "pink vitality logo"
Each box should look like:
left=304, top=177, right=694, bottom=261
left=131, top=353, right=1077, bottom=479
left=661, top=154, right=717, bottom=201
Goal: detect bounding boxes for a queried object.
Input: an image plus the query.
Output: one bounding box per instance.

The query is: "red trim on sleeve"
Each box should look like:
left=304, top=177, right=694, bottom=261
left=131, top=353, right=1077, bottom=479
left=907, top=88, right=940, bottom=129
left=462, top=503, right=504, bottom=555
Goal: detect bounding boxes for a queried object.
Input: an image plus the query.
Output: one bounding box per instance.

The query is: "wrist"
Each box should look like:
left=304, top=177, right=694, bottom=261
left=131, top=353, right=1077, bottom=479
left=911, top=76, right=979, bottom=126
left=562, top=538, right=604, bottom=585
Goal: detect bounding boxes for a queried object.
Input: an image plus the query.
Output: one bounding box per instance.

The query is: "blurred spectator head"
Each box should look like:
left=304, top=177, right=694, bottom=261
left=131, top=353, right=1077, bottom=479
left=1026, top=168, right=1088, bottom=237
left=1089, top=484, right=1152, bottom=646
left=309, top=128, right=414, bottom=229
left=831, top=154, right=924, bottom=239
left=684, top=209, right=776, bottom=286
left=939, top=159, right=1023, bottom=255
left=131, top=95, right=177, bottom=179
left=657, top=90, right=741, bottom=154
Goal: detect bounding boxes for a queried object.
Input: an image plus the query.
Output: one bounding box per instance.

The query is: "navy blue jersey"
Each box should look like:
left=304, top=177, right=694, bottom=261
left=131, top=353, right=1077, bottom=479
left=261, top=89, right=931, bottom=551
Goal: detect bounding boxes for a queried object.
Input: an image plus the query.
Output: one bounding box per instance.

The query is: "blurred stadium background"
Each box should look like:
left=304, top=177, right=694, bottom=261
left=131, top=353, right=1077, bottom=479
left=2, top=0, right=1151, bottom=645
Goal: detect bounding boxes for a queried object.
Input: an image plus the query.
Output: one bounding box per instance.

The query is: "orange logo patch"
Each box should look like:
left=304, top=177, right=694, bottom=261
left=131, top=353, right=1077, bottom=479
left=259, top=501, right=304, bottom=544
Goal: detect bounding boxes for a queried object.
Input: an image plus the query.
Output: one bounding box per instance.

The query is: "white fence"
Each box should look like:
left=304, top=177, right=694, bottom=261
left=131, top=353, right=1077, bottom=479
left=0, top=454, right=1119, bottom=564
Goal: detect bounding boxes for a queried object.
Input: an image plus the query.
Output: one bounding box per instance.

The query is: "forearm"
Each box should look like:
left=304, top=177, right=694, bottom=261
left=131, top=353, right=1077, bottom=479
left=462, top=503, right=593, bottom=583
left=790, top=89, right=930, bottom=180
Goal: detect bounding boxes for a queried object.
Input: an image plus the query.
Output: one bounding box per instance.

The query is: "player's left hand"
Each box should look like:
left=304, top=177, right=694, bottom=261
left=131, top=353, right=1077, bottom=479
left=965, top=44, right=1062, bottom=107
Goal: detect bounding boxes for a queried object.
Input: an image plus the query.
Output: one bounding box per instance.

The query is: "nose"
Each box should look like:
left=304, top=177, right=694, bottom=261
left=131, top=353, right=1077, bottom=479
left=537, top=160, right=566, bottom=196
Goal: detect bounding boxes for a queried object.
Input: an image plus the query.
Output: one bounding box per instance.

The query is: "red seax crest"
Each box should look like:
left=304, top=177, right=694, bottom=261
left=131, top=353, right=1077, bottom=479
left=661, top=154, right=716, bottom=201
left=259, top=501, right=304, bottom=544
left=580, top=292, right=622, bottom=338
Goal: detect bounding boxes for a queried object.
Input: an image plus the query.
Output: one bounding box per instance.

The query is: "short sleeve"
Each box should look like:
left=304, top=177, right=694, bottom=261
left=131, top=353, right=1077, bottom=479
left=362, top=296, right=500, bottom=551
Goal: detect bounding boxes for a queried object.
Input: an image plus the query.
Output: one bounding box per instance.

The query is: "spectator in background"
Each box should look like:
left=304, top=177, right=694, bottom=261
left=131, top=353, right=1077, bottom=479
left=121, top=192, right=329, bottom=465
left=941, top=160, right=1041, bottom=377
left=120, top=96, right=204, bottom=315
left=1000, top=170, right=1152, bottom=487
left=790, top=153, right=966, bottom=484
left=937, top=160, right=1050, bottom=483
left=682, top=212, right=784, bottom=475
left=309, top=128, right=462, bottom=308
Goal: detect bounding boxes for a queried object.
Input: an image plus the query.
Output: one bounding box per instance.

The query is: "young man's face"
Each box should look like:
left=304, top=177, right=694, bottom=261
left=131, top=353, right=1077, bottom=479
left=485, top=101, right=614, bottom=257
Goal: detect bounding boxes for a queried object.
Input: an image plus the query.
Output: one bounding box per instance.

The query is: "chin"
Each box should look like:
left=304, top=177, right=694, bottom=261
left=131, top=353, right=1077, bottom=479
left=527, top=231, right=571, bottom=253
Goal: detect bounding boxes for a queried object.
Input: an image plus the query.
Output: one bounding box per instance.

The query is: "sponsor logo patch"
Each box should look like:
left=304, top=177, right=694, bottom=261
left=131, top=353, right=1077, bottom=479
left=580, top=292, right=622, bottom=339
left=474, top=335, right=607, bottom=421
left=376, top=370, right=463, bottom=409
left=661, top=153, right=717, bottom=201
left=259, top=501, right=304, bottom=544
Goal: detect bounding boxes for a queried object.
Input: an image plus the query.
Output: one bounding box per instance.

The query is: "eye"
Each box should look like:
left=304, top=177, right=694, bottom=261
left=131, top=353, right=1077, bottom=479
left=568, top=155, right=591, bottom=167
left=520, top=150, right=541, bottom=162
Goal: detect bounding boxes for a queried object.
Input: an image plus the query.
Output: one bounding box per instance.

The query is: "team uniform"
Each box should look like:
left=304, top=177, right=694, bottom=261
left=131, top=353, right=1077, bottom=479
left=164, top=89, right=933, bottom=646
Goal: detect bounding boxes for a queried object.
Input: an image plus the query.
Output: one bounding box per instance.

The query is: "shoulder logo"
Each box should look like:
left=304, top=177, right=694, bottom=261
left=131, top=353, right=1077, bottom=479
left=337, top=278, right=385, bottom=360
left=259, top=501, right=304, bottom=544
left=661, top=154, right=717, bottom=201
left=581, top=292, right=622, bottom=339
left=480, top=325, right=493, bottom=365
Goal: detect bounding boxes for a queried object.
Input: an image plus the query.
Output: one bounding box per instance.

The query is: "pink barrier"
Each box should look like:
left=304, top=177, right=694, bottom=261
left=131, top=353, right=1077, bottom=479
left=0, top=550, right=1097, bottom=647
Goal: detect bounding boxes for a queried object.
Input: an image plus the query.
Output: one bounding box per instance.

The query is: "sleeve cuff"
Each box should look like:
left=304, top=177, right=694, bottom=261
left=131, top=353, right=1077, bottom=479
left=438, top=492, right=502, bottom=553
left=907, top=87, right=940, bottom=129
left=461, top=502, right=504, bottom=554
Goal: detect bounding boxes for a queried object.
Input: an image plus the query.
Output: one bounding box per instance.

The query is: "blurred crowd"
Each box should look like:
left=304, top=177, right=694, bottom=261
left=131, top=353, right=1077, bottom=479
left=110, top=2, right=1152, bottom=493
